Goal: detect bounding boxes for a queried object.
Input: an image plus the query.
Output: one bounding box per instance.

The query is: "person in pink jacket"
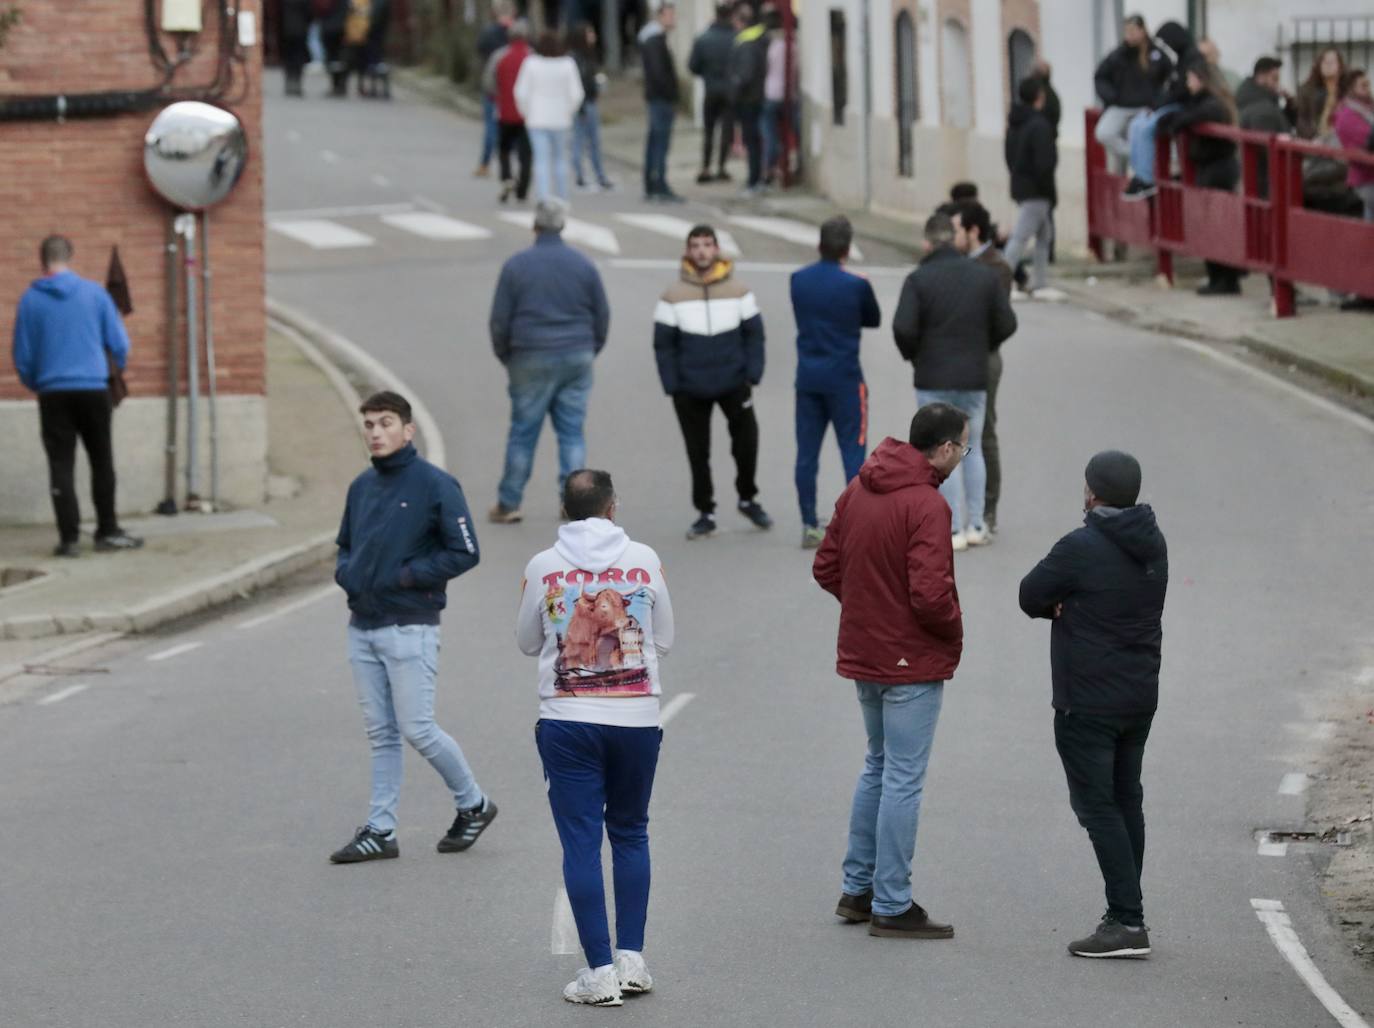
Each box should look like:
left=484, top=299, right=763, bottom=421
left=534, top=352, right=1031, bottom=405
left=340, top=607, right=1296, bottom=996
left=1333, top=68, right=1374, bottom=217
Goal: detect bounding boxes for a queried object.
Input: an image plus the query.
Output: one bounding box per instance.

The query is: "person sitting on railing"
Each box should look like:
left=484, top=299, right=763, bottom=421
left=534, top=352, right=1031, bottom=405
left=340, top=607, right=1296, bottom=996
left=1296, top=47, right=1347, bottom=141
left=1121, top=20, right=1199, bottom=201
left=1333, top=68, right=1374, bottom=312
left=1158, top=61, right=1242, bottom=296
left=1093, top=15, right=1171, bottom=173
left=1237, top=57, right=1295, bottom=199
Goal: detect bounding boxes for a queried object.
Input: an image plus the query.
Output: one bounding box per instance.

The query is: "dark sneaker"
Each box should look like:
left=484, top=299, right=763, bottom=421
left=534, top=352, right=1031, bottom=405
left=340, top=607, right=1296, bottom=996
left=696, top=170, right=715, bottom=184
left=94, top=530, right=143, bottom=552
left=1196, top=280, right=1241, bottom=296
left=53, top=541, right=81, bottom=558
left=1068, top=917, right=1151, bottom=958
left=835, top=890, right=873, bottom=923
left=437, top=797, right=498, bottom=853
left=714, top=169, right=733, bottom=182
left=329, top=825, right=398, bottom=864
left=868, top=902, right=954, bottom=939
left=686, top=513, right=716, bottom=540
left=1121, top=177, right=1157, bottom=202
left=738, top=500, right=773, bottom=530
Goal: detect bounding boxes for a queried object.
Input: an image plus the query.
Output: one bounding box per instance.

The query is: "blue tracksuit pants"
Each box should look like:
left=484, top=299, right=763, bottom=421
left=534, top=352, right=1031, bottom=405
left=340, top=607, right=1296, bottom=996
left=795, top=383, right=868, bottom=527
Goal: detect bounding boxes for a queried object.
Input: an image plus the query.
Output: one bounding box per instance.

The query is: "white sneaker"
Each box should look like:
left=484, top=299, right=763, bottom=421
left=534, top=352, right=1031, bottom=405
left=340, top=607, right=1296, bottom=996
left=1033, top=286, right=1068, bottom=302
left=615, top=949, right=653, bottom=995
left=951, top=532, right=969, bottom=552
left=964, top=525, right=990, bottom=546
left=563, top=964, right=623, bottom=1006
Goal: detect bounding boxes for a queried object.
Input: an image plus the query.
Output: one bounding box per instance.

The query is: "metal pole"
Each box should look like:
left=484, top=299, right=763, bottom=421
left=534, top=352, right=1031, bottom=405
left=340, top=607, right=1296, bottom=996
left=601, top=0, right=621, bottom=74
left=176, top=212, right=201, bottom=509
left=200, top=210, right=220, bottom=510
left=858, top=0, right=871, bottom=208
left=158, top=216, right=180, bottom=515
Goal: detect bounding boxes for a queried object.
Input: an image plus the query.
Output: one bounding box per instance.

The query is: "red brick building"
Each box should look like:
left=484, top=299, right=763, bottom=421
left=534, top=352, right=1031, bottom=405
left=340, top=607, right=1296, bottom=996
left=0, top=0, right=266, bottom=523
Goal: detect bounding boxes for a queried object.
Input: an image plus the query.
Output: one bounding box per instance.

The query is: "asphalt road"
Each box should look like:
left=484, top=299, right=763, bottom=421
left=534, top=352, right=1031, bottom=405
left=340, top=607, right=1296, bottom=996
left=3, top=70, right=1373, bottom=1027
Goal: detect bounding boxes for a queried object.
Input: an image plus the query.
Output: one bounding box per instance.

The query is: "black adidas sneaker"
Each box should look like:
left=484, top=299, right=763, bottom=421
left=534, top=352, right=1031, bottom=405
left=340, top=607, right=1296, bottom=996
left=437, top=798, right=499, bottom=853
left=329, top=826, right=398, bottom=864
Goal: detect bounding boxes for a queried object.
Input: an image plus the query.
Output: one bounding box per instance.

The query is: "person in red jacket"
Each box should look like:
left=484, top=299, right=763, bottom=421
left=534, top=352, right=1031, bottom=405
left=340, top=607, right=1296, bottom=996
left=813, top=402, right=967, bottom=940
left=482, top=20, right=533, bottom=203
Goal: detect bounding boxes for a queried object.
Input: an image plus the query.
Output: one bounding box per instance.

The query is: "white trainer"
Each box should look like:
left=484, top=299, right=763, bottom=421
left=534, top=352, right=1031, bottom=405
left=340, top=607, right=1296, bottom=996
left=563, top=964, right=623, bottom=1006
left=615, top=949, right=653, bottom=994
left=964, top=525, right=990, bottom=546
left=951, top=532, right=969, bottom=552
left=1033, top=286, right=1068, bottom=302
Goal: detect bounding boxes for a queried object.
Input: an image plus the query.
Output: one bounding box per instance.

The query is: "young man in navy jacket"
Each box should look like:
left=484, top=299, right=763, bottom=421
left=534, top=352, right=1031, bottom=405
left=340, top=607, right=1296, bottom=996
left=790, top=216, right=881, bottom=549
left=329, top=391, right=497, bottom=864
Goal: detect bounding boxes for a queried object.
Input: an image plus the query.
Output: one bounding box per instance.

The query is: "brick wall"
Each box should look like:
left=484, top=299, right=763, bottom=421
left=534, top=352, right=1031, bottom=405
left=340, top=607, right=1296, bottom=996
left=0, top=0, right=265, bottom=402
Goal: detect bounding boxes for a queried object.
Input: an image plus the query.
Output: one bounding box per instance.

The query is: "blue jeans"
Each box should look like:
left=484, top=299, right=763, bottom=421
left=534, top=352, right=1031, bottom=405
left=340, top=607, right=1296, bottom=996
left=795, top=383, right=867, bottom=527
left=498, top=348, right=595, bottom=511
left=1128, top=104, right=1180, bottom=185
left=573, top=101, right=610, bottom=186
left=916, top=388, right=987, bottom=533
left=644, top=100, right=675, bottom=195
left=481, top=94, right=499, bottom=167
left=528, top=126, right=572, bottom=203
left=843, top=681, right=944, bottom=916
left=537, top=719, right=662, bottom=969
left=347, top=624, right=482, bottom=833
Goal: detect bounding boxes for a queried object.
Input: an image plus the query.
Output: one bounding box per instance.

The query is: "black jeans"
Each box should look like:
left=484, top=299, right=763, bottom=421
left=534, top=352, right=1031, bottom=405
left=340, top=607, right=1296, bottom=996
left=38, top=390, right=119, bottom=543
left=671, top=385, right=759, bottom=515
left=736, top=103, right=763, bottom=187
left=701, top=93, right=734, bottom=173
left=982, top=350, right=1002, bottom=527
left=498, top=122, right=532, bottom=200
left=1053, top=709, right=1154, bottom=926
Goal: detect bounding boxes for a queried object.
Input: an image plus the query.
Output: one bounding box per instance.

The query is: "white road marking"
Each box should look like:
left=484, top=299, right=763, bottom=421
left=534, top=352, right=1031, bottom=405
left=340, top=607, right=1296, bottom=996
left=1250, top=899, right=1371, bottom=1028
left=1257, top=837, right=1290, bottom=857
left=551, top=887, right=579, bottom=955
left=411, top=193, right=445, bottom=213
left=381, top=211, right=493, bottom=241
left=236, top=584, right=337, bottom=631
left=320, top=148, right=340, bottom=164
left=614, top=213, right=742, bottom=256
left=267, top=202, right=414, bottom=220
left=146, top=641, right=202, bottom=663
left=498, top=212, right=621, bottom=254
left=729, top=215, right=865, bottom=260
left=606, top=257, right=909, bottom=276
left=270, top=219, right=376, bottom=250
left=371, top=173, right=392, bottom=188
left=37, top=684, right=88, bottom=706
left=1279, top=772, right=1311, bottom=796
left=660, top=692, right=696, bottom=726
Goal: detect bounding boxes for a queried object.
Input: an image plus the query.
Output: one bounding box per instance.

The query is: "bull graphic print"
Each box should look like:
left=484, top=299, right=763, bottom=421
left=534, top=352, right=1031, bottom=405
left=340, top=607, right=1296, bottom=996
left=545, top=582, right=651, bottom=696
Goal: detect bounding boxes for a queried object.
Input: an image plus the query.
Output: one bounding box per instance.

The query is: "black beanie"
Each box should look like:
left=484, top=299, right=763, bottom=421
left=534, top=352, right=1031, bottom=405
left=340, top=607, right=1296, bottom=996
left=1085, top=451, right=1142, bottom=507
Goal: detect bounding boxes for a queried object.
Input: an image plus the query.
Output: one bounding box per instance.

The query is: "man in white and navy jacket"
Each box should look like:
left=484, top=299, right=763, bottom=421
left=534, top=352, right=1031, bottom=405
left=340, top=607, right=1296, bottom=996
left=652, top=223, right=771, bottom=540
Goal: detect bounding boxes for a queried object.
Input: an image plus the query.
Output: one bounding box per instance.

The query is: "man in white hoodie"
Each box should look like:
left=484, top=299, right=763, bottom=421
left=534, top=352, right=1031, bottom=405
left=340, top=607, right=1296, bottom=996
left=516, top=469, right=675, bottom=1007
left=514, top=31, right=584, bottom=204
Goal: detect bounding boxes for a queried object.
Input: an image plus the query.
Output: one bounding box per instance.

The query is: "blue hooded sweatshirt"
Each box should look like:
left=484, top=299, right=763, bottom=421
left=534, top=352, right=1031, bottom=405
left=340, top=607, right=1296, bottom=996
left=12, top=270, right=131, bottom=393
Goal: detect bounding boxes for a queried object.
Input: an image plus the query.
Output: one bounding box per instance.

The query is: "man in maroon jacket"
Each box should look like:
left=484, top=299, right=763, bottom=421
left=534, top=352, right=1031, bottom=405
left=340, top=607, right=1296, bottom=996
left=813, top=402, right=968, bottom=940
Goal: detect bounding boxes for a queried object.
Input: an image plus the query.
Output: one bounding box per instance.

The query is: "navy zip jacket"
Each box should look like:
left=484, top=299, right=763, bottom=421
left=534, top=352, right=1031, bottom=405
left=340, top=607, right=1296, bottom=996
left=335, top=444, right=480, bottom=628
left=790, top=259, right=881, bottom=393
left=489, top=233, right=610, bottom=363
left=1019, top=505, right=1168, bottom=716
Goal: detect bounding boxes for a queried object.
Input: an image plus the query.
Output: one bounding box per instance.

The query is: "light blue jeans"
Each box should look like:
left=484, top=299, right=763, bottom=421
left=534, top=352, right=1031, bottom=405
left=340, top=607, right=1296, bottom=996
left=843, top=681, right=945, bottom=916
left=917, top=388, right=987, bottom=533
left=347, top=624, right=482, bottom=833
left=573, top=101, right=610, bottom=186
left=1129, top=103, right=1180, bottom=185
left=528, top=126, right=572, bottom=203
left=498, top=348, right=595, bottom=511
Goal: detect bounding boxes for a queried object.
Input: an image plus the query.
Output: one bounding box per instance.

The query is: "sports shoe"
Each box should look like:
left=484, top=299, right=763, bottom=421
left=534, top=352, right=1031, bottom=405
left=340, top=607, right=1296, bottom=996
left=738, top=500, right=773, bottom=530
left=801, top=525, right=825, bottom=549
left=329, top=825, right=398, bottom=864
left=686, top=513, right=716, bottom=540
left=696, top=169, right=715, bottom=184
left=473, top=163, right=490, bottom=178
left=563, top=964, right=623, bottom=1006
left=94, top=530, right=143, bottom=552
left=437, top=797, right=498, bottom=853
left=53, top=541, right=81, bottom=558
left=1196, top=280, right=1241, bottom=296
left=868, top=901, right=954, bottom=939
left=488, top=503, right=523, bottom=524
left=614, top=950, right=653, bottom=994
left=835, top=889, right=873, bottom=923
left=498, top=179, right=514, bottom=204
left=951, top=531, right=969, bottom=552
left=964, top=525, right=990, bottom=547
left=714, top=169, right=733, bottom=182
left=1121, top=177, right=1157, bottom=201
left=1068, top=915, right=1151, bottom=958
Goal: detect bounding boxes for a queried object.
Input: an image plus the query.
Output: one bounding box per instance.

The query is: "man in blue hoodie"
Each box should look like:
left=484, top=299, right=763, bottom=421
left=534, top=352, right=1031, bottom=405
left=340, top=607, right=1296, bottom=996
left=330, top=391, right=497, bottom=864
left=11, top=236, right=141, bottom=558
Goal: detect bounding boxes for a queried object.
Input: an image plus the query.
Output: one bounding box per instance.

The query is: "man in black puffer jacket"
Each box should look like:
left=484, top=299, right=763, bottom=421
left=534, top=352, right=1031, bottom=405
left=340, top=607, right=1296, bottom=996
left=1003, top=76, right=1059, bottom=296
left=1020, top=450, right=1168, bottom=961
left=689, top=3, right=738, bottom=182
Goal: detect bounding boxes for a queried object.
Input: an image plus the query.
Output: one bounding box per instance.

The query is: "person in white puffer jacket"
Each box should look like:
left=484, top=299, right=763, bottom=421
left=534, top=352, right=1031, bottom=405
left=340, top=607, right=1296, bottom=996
left=516, top=469, right=674, bottom=1007
left=515, top=31, right=585, bottom=203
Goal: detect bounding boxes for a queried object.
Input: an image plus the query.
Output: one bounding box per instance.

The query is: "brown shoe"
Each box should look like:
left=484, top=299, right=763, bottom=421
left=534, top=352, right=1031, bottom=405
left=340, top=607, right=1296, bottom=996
left=867, top=902, right=954, bottom=939
left=488, top=503, right=523, bottom=524
left=835, top=890, right=872, bottom=923
left=474, top=163, right=490, bottom=178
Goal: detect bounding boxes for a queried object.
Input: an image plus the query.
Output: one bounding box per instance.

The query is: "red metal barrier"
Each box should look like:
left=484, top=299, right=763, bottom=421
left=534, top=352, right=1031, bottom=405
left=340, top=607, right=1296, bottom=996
left=1084, top=109, right=1374, bottom=317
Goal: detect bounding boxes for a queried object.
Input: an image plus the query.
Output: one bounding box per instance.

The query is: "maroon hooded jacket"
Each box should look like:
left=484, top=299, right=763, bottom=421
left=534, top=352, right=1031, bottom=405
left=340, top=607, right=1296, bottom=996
left=812, top=437, right=963, bottom=684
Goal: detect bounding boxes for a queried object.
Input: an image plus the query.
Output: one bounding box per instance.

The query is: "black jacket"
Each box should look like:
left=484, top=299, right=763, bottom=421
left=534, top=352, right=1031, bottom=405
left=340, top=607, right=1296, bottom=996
left=1042, top=78, right=1062, bottom=137
left=1152, top=22, right=1199, bottom=107
left=730, top=24, right=769, bottom=107
left=573, top=49, right=601, bottom=104
left=1159, top=92, right=1237, bottom=173
left=1005, top=104, right=1058, bottom=204
left=335, top=444, right=480, bottom=628
left=477, top=21, right=508, bottom=62
left=892, top=246, right=1017, bottom=391
left=1237, top=78, right=1293, bottom=133
left=639, top=22, right=680, bottom=103
left=1093, top=42, right=1172, bottom=109
left=689, top=21, right=736, bottom=98
left=1019, top=506, right=1168, bottom=716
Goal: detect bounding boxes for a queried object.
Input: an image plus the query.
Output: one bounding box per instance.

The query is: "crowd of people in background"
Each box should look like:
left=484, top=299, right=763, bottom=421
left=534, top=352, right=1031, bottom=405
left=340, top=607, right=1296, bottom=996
left=278, top=0, right=393, bottom=99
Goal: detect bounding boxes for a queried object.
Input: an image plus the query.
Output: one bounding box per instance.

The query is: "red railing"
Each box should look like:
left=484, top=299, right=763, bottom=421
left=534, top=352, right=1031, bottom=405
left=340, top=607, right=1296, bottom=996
left=1084, top=109, right=1374, bottom=317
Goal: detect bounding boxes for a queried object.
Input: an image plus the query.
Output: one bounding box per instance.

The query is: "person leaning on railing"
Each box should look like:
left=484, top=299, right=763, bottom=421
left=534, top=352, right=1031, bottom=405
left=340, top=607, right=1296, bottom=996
left=1333, top=68, right=1374, bottom=312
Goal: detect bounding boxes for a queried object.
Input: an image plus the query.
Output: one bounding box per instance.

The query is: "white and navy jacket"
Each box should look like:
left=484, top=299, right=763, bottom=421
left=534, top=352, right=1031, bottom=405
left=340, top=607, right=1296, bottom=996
left=652, top=258, right=765, bottom=399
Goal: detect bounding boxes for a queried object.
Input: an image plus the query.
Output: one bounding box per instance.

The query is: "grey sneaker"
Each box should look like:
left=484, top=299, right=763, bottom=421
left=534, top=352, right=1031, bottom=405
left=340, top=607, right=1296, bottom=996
left=801, top=525, right=825, bottom=549
left=1068, top=916, right=1151, bottom=958
left=737, top=500, right=773, bottom=530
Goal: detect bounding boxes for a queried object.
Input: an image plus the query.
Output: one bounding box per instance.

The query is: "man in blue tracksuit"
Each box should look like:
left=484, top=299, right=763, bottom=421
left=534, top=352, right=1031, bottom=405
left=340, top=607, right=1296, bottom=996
left=330, top=391, right=497, bottom=864
left=790, top=216, right=881, bottom=549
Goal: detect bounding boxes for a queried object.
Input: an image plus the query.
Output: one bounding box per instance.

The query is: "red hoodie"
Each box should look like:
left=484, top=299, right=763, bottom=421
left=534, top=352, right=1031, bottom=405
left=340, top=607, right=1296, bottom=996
left=813, top=437, right=963, bottom=684
left=495, top=40, right=530, bottom=125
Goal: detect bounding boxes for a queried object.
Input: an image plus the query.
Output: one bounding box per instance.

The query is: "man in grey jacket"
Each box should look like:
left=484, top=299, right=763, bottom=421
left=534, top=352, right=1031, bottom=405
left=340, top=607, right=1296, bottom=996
left=488, top=200, right=610, bottom=524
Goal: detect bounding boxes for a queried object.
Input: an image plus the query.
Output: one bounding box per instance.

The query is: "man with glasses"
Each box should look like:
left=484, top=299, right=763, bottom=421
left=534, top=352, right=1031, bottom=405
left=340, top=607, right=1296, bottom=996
left=812, top=402, right=969, bottom=940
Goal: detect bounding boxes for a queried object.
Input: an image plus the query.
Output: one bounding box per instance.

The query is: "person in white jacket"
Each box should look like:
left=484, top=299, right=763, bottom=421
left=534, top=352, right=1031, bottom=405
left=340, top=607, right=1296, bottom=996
left=516, top=469, right=674, bottom=1007
left=514, top=31, right=585, bottom=203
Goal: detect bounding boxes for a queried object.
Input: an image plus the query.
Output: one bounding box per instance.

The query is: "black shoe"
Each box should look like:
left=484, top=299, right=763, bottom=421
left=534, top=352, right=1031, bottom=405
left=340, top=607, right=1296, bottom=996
left=738, top=500, right=773, bottom=530
left=1121, top=177, right=1157, bottom=202
left=836, top=890, right=873, bottom=923
left=686, top=513, right=716, bottom=540
left=94, top=530, right=143, bottom=552
left=1339, top=296, right=1374, bottom=311
left=1196, top=280, right=1241, bottom=296
left=329, top=825, right=398, bottom=864
left=53, top=541, right=81, bottom=558
left=437, top=798, right=498, bottom=853
left=714, top=169, right=733, bottom=182
left=868, top=902, right=954, bottom=939
left=1068, top=915, right=1151, bottom=958
left=696, top=170, right=715, bottom=184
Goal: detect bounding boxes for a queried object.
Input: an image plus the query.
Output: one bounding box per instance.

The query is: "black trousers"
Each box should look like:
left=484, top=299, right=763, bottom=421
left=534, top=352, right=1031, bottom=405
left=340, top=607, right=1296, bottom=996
left=671, top=386, right=759, bottom=515
left=498, top=122, right=532, bottom=200
left=736, top=103, right=763, bottom=187
left=983, top=350, right=1002, bottom=527
left=701, top=93, right=734, bottom=173
left=1054, top=709, right=1154, bottom=926
left=38, top=390, right=119, bottom=543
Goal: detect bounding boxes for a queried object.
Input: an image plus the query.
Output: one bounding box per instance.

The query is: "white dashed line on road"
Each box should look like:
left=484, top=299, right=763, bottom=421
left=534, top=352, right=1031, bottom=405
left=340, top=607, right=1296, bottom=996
left=268, top=202, right=414, bottom=220
left=1278, top=772, right=1311, bottom=796
left=728, top=215, right=865, bottom=260
left=660, top=692, right=696, bottom=726
left=146, top=641, right=203, bottom=663
left=236, top=585, right=337, bottom=631
left=36, top=684, right=88, bottom=706
left=1251, top=899, right=1371, bottom=1028
left=381, top=211, right=493, bottom=241
left=270, top=219, right=376, bottom=250
left=551, top=887, right=579, bottom=955
left=498, top=212, right=621, bottom=254
left=614, top=213, right=742, bottom=256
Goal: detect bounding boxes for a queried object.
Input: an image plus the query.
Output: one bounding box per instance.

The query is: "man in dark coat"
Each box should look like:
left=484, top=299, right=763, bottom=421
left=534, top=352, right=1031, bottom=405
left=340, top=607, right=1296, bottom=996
left=1002, top=75, right=1059, bottom=296
left=279, top=0, right=312, bottom=96
left=730, top=2, right=769, bottom=192
left=1019, top=451, right=1168, bottom=960
left=1237, top=56, right=1294, bottom=198
left=689, top=3, right=738, bottom=182
left=639, top=0, right=683, bottom=201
